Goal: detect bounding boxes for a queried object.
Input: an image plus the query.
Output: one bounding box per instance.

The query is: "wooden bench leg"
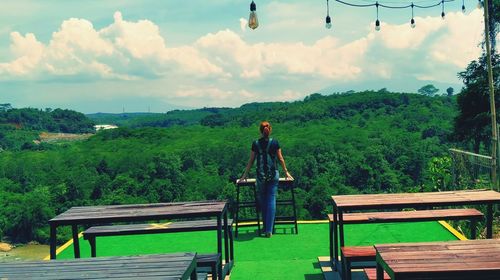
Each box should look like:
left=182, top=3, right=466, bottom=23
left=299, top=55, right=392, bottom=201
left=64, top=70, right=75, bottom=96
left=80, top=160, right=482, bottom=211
left=344, top=259, right=352, bottom=280
left=229, top=226, right=234, bottom=262
left=470, top=219, right=477, bottom=239
left=212, top=263, right=217, bottom=280
left=340, top=250, right=351, bottom=280
left=329, top=220, right=334, bottom=268
left=89, top=236, right=97, bottom=258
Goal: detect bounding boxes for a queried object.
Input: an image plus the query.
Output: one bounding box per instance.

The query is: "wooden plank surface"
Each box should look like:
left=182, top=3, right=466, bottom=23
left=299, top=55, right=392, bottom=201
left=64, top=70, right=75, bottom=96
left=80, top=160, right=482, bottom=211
left=332, top=189, right=500, bottom=210
left=84, top=219, right=233, bottom=236
left=328, top=208, right=483, bottom=224
left=375, top=239, right=500, bottom=279
left=0, top=253, right=196, bottom=280
left=364, top=268, right=391, bottom=280
left=50, top=200, right=226, bottom=224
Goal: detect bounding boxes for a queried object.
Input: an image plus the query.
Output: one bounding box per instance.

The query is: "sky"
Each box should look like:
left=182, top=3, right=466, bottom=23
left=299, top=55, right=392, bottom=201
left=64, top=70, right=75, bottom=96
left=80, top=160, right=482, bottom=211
left=0, top=0, right=494, bottom=113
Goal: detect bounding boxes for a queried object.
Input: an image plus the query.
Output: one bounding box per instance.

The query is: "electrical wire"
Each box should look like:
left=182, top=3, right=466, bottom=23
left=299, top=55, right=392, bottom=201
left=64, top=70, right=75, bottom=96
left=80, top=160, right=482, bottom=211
left=334, top=0, right=454, bottom=9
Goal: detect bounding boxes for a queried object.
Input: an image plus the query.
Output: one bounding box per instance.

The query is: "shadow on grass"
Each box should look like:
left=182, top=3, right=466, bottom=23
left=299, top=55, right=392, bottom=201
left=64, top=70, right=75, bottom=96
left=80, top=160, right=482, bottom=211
left=235, top=230, right=260, bottom=241
left=273, top=226, right=297, bottom=235
left=303, top=260, right=327, bottom=280
left=304, top=274, right=324, bottom=280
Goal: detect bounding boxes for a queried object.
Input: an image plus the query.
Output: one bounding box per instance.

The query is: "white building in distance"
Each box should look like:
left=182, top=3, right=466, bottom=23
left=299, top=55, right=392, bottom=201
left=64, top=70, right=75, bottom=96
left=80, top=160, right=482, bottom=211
left=94, top=124, right=118, bottom=131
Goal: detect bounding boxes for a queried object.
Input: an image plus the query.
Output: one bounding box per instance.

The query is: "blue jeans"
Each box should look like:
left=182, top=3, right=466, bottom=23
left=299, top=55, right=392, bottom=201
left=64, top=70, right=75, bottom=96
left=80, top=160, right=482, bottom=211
left=257, top=171, right=279, bottom=234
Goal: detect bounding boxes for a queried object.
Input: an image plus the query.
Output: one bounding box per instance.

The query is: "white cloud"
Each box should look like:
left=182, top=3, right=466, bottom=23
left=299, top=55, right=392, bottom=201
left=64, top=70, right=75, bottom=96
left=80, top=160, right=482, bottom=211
left=196, top=30, right=368, bottom=80
left=0, top=8, right=486, bottom=108
left=0, top=32, right=44, bottom=75
left=429, top=10, right=484, bottom=68
left=0, top=11, right=225, bottom=80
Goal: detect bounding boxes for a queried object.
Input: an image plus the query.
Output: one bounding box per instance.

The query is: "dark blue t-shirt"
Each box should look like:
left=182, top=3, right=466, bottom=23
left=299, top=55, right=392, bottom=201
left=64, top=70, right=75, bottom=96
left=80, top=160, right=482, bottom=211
left=251, top=138, right=280, bottom=155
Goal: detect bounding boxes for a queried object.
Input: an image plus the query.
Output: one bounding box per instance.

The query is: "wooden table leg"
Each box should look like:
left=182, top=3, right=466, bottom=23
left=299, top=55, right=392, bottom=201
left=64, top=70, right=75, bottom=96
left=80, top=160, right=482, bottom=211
left=487, top=204, right=493, bottom=239
left=333, top=204, right=339, bottom=271
left=339, top=211, right=345, bottom=280
left=89, top=237, right=97, bottom=257
left=217, top=215, right=223, bottom=280
left=376, top=261, right=384, bottom=280
left=50, top=224, right=57, bottom=260
left=72, top=224, right=80, bottom=258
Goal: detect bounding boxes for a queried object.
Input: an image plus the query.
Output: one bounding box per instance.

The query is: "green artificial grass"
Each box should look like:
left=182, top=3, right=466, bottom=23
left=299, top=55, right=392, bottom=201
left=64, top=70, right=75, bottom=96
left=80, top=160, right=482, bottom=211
left=56, top=222, right=458, bottom=279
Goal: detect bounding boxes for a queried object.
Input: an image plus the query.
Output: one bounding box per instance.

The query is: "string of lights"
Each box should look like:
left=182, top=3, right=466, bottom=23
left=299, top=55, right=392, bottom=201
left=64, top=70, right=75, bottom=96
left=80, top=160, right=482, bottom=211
left=323, top=0, right=485, bottom=30
left=247, top=0, right=485, bottom=31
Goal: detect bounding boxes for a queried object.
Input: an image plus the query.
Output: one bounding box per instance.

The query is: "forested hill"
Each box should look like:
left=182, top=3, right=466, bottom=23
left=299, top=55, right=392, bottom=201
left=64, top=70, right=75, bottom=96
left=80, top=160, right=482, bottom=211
left=0, top=91, right=458, bottom=243
left=0, top=106, right=95, bottom=133
left=89, top=91, right=455, bottom=130
left=0, top=106, right=95, bottom=151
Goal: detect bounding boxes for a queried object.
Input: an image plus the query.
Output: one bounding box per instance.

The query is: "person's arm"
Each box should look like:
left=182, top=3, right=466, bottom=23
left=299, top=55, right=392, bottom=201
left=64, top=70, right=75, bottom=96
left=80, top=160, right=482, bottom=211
left=238, top=151, right=255, bottom=182
left=277, top=148, right=293, bottom=180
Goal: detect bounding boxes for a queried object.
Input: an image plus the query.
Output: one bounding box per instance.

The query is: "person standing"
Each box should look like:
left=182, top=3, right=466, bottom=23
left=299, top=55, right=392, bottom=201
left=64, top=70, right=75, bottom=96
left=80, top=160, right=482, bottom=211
left=238, top=121, right=293, bottom=237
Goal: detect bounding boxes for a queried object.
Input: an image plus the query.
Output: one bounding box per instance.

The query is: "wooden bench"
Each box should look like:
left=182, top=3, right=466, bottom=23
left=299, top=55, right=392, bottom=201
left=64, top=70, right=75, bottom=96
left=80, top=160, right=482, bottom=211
left=0, top=253, right=198, bottom=280
left=341, top=246, right=376, bottom=280
left=196, top=253, right=221, bottom=280
left=83, top=219, right=233, bottom=279
left=363, top=268, right=390, bottom=280
left=328, top=208, right=483, bottom=280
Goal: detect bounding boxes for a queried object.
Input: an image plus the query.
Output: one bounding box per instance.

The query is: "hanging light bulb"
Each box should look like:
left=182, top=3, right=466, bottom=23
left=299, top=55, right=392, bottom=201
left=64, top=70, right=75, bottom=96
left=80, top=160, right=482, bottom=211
left=325, top=0, right=332, bottom=29
left=477, top=0, right=483, bottom=9
left=375, top=2, right=380, bottom=31
left=462, top=5, right=466, bottom=13
left=326, top=16, right=332, bottom=29
left=410, top=3, right=416, bottom=29
left=441, top=0, right=445, bottom=20
left=248, top=1, right=259, bottom=30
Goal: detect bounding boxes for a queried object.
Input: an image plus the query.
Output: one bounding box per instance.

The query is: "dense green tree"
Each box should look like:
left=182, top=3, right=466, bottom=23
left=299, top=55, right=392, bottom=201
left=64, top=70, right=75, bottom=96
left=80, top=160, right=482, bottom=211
left=453, top=54, right=499, bottom=153
left=446, top=87, right=454, bottom=96
left=418, top=84, right=439, bottom=96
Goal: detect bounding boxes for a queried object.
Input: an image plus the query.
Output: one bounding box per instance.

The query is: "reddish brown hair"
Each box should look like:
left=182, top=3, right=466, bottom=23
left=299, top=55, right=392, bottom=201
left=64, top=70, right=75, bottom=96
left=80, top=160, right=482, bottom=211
left=260, top=121, right=272, bottom=137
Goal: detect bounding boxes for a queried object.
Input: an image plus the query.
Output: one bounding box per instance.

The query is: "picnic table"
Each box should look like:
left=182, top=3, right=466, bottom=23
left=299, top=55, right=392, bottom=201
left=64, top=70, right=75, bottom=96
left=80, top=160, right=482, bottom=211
left=49, top=200, right=230, bottom=279
left=375, top=239, right=500, bottom=280
left=330, top=189, right=500, bottom=271
left=0, top=252, right=198, bottom=279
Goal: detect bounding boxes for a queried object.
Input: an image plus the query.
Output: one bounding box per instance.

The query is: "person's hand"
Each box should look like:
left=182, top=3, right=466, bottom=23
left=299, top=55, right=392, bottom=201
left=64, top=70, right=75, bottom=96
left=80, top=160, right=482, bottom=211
left=285, top=171, right=294, bottom=181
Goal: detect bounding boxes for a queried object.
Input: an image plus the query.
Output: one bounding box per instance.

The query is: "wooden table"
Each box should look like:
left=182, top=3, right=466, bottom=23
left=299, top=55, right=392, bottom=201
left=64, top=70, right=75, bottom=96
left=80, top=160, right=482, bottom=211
left=49, top=200, right=229, bottom=280
left=375, top=239, right=500, bottom=280
left=0, top=252, right=197, bottom=279
left=330, top=189, right=500, bottom=270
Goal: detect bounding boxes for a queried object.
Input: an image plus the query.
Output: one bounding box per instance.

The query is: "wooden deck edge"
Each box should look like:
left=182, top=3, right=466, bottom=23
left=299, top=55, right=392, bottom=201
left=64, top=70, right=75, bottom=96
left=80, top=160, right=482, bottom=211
left=43, top=232, right=84, bottom=261
left=438, top=220, right=468, bottom=240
